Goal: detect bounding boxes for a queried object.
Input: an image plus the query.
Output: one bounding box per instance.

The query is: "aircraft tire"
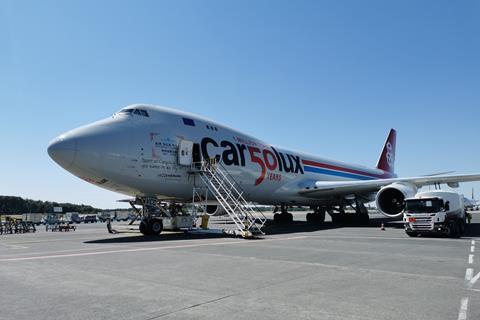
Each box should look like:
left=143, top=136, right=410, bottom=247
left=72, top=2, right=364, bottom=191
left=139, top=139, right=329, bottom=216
left=330, top=214, right=339, bottom=224
left=274, top=213, right=293, bottom=224
left=285, top=213, right=293, bottom=223
left=306, top=212, right=313, bottom=223
left=139, top=220, right=152, bottom=236
left=273, top=213, right=281, bottom=224
left=151, top=219, right=163, bottom=236
left=307, top=212, right=325, bottom=224
left=316, top=210, right=326, bottom=223
left=360, top=213, right=370, bottom=224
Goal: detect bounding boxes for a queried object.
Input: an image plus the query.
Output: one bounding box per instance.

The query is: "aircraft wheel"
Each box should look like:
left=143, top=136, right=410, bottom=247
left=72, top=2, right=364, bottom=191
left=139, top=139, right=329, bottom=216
left=151, top=219, right=163, bottom=236
left=285, top=213, right=293, bottom=223
left=139, top=220, right=152, bottom=235
left=273, top=213, right=281, bottom=224
left=274, top=213, right=293, bottom=224
left=331, top=213, right=339, bottom=224
left=306, top=212, right=313, bottom=223
left=360, top=213, right=370, bottom=224
left=307, top=212, right=325, bottom=224
left=316, top=210, right=326, bottom=223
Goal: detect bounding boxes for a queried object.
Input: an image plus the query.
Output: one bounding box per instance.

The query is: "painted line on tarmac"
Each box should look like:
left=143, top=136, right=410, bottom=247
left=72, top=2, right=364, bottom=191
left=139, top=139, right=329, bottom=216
left=465, top=268, right=473, bottom=282
left=458, top=297, right=469, bottom=320
left=0, top=244, right=136, bottom=259
left=0, top=235, right=307, bottom=262
left=0, top=243, right=28, bottom=249
left=472, top=240, right=476, bottom=246
left=469, top=254, right=474, bottom=264
left=471, top=246, right=475, bottom=253
left=294, top=234, right=475, bottom=242
left=468, top=271, right=480, bottom=288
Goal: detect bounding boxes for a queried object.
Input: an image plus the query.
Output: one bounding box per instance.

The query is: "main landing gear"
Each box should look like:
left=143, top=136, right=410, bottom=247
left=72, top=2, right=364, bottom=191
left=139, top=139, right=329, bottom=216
left=329, top=200, right=370, bottom=225
left=306, top=206, right=326, bottom=224
left=273, top=205, right=293, bottom=224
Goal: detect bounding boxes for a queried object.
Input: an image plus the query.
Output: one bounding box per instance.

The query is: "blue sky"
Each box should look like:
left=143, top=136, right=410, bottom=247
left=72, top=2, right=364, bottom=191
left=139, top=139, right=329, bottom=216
left=1, top=0, right=479, bottom=208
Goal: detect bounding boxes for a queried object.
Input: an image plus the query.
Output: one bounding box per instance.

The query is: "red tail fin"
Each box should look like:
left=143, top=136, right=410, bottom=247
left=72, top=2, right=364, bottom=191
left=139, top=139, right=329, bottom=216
left=376, top=129, right=396, bottom=173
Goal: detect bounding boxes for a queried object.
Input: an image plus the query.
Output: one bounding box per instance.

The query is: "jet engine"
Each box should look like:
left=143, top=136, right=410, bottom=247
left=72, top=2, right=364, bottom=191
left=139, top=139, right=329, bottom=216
left=375, top=183, right=417, bottom=217
left=206, top=205, right=227, bottom=216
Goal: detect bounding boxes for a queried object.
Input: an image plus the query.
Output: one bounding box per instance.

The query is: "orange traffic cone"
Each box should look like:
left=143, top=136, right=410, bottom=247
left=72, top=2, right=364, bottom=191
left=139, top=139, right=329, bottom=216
left=380, top=223, right=385, bottom=231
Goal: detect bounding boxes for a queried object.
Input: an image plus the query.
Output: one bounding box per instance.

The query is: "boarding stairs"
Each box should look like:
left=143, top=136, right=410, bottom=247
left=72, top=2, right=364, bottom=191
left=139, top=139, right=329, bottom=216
left=193, top=160, right=267, bottom=238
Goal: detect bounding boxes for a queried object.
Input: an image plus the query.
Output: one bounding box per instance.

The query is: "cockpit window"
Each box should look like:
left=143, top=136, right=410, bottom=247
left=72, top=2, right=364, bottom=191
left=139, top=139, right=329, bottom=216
left=117, top=108, right=149, bottom=117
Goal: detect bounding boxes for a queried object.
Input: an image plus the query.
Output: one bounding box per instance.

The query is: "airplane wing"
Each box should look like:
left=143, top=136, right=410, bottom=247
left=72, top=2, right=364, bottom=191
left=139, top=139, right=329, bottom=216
left=298, top=174, right=480, bottom=198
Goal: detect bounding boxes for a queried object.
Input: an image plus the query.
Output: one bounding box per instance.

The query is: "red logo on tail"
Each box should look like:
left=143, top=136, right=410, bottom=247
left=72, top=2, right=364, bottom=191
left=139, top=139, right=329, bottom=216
left=376, top=129, right=396, bottom=173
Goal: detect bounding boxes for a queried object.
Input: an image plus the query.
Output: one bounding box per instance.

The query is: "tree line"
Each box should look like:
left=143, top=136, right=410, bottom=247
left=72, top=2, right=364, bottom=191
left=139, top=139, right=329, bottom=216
left=0, top=196, right=101, bottom=214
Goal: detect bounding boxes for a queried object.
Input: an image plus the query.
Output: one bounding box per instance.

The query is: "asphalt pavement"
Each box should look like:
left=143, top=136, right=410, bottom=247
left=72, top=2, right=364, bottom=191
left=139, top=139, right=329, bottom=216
left=1, top=212, right=479, bottom=320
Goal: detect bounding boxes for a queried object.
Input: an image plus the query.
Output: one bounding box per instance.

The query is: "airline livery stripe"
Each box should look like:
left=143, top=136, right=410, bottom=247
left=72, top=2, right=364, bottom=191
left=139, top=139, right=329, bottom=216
left=302, top=159, right=388, bottom=179
left=303, top=166, right=375, bottom=180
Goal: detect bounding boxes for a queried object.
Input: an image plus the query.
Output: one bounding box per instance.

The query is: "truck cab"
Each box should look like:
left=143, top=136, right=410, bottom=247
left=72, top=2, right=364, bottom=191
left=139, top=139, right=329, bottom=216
left=403, top=191, right=466, bottom=237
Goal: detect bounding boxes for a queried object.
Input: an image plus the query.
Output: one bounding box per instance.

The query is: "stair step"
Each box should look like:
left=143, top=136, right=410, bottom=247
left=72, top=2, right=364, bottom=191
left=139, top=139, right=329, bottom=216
left=198, top=166, right=266, bottom=236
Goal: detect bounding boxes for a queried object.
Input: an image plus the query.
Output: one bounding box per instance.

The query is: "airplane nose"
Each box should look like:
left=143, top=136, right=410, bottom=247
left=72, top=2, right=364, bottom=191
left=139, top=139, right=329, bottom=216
left=47, top=134, right=77, bottom=169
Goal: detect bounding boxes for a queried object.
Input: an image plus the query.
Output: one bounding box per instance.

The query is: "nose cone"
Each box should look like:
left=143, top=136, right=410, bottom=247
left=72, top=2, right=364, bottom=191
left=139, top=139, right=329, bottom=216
left=47, top=134, right=77, bottom=169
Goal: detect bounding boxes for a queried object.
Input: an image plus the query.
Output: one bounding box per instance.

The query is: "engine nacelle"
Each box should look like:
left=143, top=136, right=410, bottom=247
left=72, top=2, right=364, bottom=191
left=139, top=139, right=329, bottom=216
left=206, top=205, right=227, bottom=216
left=375, top=183, right=417, bottom=217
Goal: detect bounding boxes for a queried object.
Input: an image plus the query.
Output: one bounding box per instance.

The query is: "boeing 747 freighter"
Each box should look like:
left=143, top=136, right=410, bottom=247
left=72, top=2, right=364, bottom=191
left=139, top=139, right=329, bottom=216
left=48, top=105, right=480, bottom=235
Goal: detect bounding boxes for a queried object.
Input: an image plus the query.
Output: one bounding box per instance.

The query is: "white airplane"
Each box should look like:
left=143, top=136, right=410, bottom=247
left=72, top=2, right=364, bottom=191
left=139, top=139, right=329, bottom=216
left=48, top=104, right=480, bottom=235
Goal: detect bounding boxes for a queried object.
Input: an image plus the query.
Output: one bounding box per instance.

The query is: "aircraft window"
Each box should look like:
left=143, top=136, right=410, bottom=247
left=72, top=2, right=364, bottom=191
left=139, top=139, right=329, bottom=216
left=139, top=110, right=149, bottom=117
left=183, top=118, right=195, bottom=126
left=120, top=109, right=134, bottom=114
left=134, top=109, right=141, bottom=115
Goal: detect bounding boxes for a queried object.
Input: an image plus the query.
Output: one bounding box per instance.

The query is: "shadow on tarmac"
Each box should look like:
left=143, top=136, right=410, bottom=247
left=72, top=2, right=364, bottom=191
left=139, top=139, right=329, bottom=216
left=462, top=222, right=480, bottom=238
left=85, top=216, right=403, bottom=244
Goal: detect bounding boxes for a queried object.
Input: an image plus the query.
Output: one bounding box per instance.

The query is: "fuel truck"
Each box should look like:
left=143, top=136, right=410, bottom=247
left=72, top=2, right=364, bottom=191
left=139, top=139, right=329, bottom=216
left=403, top=191, right=466, bottom=237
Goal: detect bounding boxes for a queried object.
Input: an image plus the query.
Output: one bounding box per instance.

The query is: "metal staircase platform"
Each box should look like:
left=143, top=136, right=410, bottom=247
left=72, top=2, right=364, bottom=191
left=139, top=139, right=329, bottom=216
left=191, top=160, right=267, bottom=238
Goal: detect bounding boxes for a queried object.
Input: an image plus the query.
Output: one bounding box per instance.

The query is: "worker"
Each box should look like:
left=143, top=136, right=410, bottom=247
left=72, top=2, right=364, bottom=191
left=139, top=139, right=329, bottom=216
left=467, top=210, right=472, bottom=224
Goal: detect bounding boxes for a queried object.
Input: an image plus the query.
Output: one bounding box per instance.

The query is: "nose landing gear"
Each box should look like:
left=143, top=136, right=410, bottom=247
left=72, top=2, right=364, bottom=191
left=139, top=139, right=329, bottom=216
left=139, top=218, right=163, bottom=236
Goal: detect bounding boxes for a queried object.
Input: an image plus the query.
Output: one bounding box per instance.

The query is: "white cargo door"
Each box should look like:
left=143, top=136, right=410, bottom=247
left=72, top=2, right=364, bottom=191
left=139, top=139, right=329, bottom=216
left=178, top=140, right=194, bottom=166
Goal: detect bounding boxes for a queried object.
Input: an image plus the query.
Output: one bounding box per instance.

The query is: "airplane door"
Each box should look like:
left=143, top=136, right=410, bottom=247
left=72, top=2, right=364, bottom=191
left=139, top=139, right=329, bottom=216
left=178, top=140, right=194, bottom=166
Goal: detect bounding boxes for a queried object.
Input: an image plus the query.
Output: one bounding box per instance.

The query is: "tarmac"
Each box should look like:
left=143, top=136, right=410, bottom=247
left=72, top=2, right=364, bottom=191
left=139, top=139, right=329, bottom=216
left=1, top=211, right=480, bottom=320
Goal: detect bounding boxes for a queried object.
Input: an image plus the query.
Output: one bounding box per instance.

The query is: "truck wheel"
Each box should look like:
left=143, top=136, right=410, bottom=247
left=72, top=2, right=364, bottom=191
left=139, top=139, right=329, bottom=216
left=406, top=231, right=418, bottom=237
left=458, top=220, right=465, bottom=235
left=446, top=221, right=459, bottom=238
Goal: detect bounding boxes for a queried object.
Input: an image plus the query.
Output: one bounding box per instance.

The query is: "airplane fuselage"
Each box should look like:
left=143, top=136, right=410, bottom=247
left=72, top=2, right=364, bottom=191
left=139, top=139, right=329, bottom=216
left=48, top=105, right=395, bottom=206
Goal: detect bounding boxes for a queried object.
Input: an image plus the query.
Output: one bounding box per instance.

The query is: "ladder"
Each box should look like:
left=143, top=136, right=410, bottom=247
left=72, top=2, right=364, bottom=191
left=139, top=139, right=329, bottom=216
left=193, top=159, right=267, bottom=237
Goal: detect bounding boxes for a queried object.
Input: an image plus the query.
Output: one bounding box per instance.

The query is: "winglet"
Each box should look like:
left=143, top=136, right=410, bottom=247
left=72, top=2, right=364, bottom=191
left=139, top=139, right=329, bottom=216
left=376, top=129, right=396, bottom=173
